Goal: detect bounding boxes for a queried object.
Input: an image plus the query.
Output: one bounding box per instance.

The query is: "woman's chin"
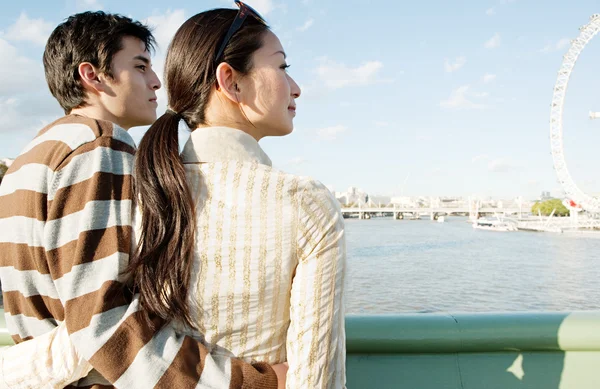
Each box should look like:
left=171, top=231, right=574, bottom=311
left=266, top=125, right=293, bottom=137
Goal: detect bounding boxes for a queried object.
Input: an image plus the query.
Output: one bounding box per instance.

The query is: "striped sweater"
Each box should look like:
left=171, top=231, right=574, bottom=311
left=0, top=115, right=277, bottom=388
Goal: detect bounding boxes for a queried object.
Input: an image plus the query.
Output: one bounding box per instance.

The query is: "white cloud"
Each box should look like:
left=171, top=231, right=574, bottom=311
left=252, top=0, right=275, bottom=14
left=472, top=154, right=489, bottom=163
left=287, top=157, right=306, bottom=165
left=144, top=10, right=187, bottom=52
left=297, top=83, right=330, bottom=100
left=555, top=38, right=570, bottom=50
left=440, top=85, right=487, bottom=110
left=76, top=0, right=103, bottom=10
left=143, top=10, right=187, bottom=114
left=296, top=83, right=323, bottom=100
left=484, top=33, right=501, bottom=49
left=297, top=18, right=314, bottom=32
left=4, top=12, right=53, bottom=46
left=316, top=125, right=347, bottom=141
left=316, top=58, right=389, bottom=89
left=482, top=73, right=497, bottom=83
left=486, top=0, right=517, bottom=16
left=374, top=121, right=389, bottom=127
left=0, top=38, right=45, bottom=95
left=0, top=37, right=60, bottom=135
left=0, top=98, right=21, bottom=131
left=0, top=96, right=62, bottom=134
left=444, top=56, right=466, bottom=73
left=540, top=38, right=570, bottom=53
left=488, top=158, right=518, bottom=173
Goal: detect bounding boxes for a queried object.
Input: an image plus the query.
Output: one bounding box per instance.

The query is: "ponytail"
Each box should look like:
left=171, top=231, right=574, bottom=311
left=127, top=7, right=271, bottom=327
left=128, top=112, right=196, bottom=328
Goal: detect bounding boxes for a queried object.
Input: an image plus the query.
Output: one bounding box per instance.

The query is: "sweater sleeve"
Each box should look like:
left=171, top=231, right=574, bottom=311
left=0, top=322, right=93, bottom=388
left=39, top=134, right=277, bottom=388
left=285, top=180, right=347, bottom=389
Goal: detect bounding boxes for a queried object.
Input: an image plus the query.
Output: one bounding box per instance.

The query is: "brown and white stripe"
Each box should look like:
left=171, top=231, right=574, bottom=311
left=0, top=116, right=278, bottom=388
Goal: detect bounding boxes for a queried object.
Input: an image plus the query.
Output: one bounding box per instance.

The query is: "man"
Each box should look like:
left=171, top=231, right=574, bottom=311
left=0, top=11, right=286, bottom=388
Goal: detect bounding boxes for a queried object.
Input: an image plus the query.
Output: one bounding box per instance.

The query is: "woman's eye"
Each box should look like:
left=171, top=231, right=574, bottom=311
left=281, top=64, right=291, bottom=71
left=137, top=65, right=147, bottom=71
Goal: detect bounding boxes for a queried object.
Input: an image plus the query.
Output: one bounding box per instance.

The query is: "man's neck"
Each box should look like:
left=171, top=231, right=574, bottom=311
left=70, top=106, right=130, bottom=130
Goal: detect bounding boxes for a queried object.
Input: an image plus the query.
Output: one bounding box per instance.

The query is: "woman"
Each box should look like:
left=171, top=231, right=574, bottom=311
left=131, top=4, right=346, bottom=387
left=1, top=3, right=346, bottom=388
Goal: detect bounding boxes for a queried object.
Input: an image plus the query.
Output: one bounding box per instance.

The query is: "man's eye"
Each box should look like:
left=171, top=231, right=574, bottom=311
left=281, top=64, right=291, bottom=71
left=137, top=65, right=147, bottom=71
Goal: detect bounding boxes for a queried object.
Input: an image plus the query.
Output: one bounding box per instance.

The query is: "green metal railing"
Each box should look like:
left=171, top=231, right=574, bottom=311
left=2, top=311, right=600, bottom=388
left=345, top=312, right=600, bottom=388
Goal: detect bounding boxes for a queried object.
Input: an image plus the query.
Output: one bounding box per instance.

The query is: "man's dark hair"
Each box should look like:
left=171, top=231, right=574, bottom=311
left=43, top=11, right=155, bottom=114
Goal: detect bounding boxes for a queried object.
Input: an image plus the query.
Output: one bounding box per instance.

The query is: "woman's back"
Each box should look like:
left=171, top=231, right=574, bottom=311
left=129, top=7, right=347, bottom=386
left=179, top=126, right=346, bottom=387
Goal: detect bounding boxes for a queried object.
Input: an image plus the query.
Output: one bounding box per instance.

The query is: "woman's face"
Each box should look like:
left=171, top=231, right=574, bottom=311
left=239, top=31, right=301, bottom=138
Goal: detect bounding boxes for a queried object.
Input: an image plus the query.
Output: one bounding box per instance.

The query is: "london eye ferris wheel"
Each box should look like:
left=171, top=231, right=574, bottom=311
left=550, top=14, right=600, bottom=213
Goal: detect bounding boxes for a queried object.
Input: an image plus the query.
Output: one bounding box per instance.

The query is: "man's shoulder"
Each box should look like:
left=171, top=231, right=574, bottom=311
left=12, top=115, right=135, bottom=172
left=36, top=115, right=136, bottom=152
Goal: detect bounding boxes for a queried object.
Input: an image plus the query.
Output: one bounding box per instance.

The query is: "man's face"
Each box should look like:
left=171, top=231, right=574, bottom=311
left=99, top=36, right=161, bottom=129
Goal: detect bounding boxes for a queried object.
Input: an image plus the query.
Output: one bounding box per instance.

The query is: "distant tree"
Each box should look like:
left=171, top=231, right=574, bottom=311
left=0, top=162, right=7, bottom=184
left=531, top=198, right=569, bottom=217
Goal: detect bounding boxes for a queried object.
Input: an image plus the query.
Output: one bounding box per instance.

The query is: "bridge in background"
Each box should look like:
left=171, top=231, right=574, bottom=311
left=341, top=206, right=529, bottom=220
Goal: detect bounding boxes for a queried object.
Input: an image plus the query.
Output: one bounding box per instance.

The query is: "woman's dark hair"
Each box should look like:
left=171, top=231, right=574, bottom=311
left=129, top=9, right=269, bottom=327
left=43, top=11, right=155, bottom=114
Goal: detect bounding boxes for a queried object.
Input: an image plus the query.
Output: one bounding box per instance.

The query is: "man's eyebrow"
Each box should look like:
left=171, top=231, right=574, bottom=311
left=133, top=55, right=151, bottom=65
left=273, top=50, right=287, bottom=59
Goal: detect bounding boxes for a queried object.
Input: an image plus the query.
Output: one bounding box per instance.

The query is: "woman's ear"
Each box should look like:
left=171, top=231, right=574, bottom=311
left=78, top=62, right=106, bottom=94
left=215, top=62, right=241, bottom=103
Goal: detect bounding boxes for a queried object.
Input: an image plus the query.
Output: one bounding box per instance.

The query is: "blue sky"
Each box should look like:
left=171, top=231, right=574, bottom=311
left=1, top=0, right=599, bottom=200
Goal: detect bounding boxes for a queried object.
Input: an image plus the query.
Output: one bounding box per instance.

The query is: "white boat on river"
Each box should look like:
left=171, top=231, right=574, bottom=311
left=473, top=217, right=517, bottom=232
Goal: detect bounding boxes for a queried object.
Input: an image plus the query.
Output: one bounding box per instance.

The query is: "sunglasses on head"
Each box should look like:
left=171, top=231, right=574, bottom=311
left=214, top=0, right=268, bottom=62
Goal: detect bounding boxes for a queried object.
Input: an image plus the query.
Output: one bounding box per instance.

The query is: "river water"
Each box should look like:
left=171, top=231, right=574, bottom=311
left=345, top=216, right=600, bottom=314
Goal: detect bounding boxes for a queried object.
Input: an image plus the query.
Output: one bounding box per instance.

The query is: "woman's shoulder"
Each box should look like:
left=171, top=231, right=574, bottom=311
left=266, top=166, right=334, bottom=199
left=294, top=176, right=342, bottom=217
left=236, top=163, right=340, bottom=214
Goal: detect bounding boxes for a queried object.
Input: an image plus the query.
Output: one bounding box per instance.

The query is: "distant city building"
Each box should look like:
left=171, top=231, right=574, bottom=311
left=540, top=191, right=552, bottom=201
left=341, top=187, right=367, bottom=206
left=391, top=196, right=414, bottom=206
left=336, top=190, right=532, bottom=210
left=334, top=186, right=388, bottom=207
left=368, top=195, right=391, bottom=206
